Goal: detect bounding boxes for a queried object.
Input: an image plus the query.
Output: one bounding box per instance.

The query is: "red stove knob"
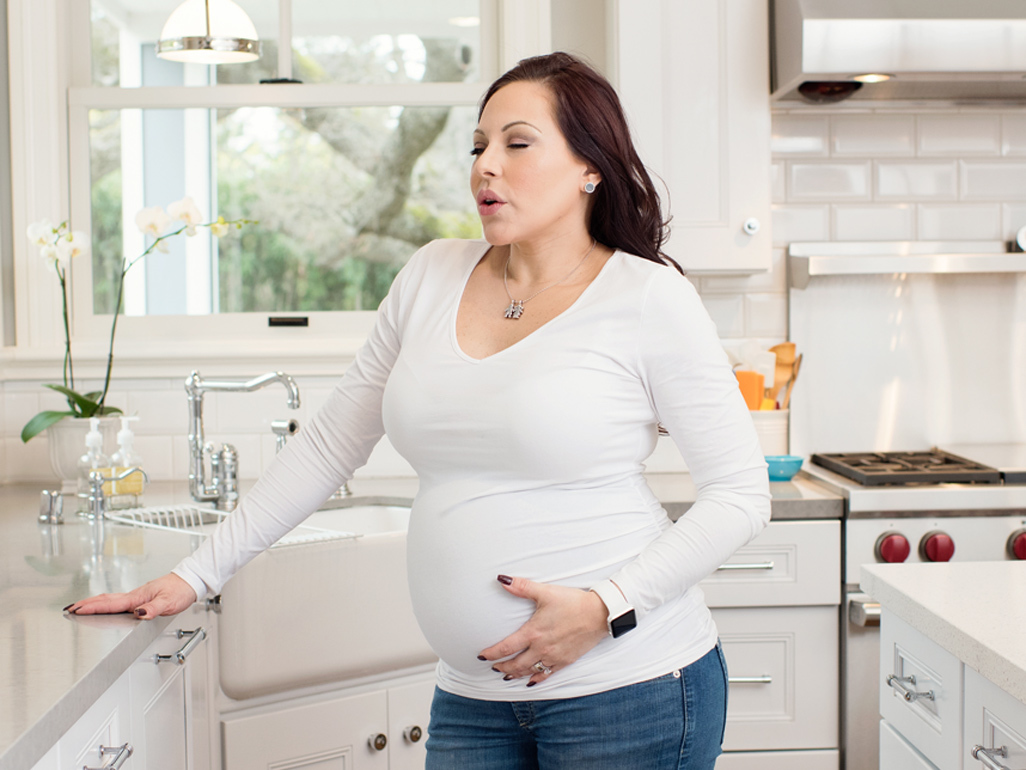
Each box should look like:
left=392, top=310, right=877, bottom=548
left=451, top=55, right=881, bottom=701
left=1008, top=529, right=1026, bottom=560
left=920, top=531, right=955, bottom=562
left=875, top=532, right=910, bottom=563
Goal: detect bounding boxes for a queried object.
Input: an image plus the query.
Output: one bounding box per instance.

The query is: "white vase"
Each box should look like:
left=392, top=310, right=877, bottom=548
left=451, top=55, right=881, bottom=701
left=47, top=415, right=120, bottom=494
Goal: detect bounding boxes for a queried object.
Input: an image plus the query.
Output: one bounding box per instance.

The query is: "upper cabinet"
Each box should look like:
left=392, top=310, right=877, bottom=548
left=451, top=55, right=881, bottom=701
left=612, top=0, right=772, bottom=273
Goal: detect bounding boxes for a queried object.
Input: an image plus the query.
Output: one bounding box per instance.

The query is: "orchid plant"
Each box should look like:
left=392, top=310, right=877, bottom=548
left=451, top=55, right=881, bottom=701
left=21, top=199, right=253, bottom=441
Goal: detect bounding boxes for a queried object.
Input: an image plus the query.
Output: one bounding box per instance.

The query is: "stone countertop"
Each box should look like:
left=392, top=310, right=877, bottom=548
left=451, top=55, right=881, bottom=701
left=0, top=473, right=840, bottom=769
left=861, top=562, right=1026, bottom=704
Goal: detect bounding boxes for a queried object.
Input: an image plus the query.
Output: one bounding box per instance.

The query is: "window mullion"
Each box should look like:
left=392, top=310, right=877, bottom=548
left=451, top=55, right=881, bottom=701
left=278, top=0, right=293, bottom=81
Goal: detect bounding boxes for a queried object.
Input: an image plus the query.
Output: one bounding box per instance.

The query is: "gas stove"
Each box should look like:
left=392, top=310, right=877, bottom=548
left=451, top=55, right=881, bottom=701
left=810, top=449, right=1001, bottom=486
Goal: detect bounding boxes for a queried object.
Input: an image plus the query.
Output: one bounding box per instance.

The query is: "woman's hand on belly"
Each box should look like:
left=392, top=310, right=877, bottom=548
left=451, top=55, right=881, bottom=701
left=477, top=575, right=609, bottom=687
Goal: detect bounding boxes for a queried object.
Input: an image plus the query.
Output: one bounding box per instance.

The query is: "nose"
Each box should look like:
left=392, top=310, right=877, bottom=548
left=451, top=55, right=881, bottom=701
left=473, top=144, right=500, bottom=178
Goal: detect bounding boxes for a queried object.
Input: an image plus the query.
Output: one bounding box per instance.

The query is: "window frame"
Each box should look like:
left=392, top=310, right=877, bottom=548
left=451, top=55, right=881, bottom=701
left=5, top=0, right=552, bottom=379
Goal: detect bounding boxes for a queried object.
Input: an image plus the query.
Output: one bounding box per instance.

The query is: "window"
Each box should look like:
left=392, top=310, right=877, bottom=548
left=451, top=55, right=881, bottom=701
left=79, top=0, right=494, bottom=323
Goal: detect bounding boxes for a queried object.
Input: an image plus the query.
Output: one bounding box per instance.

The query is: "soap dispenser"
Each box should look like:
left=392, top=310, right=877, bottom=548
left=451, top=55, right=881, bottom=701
left=110, top=416, right=144, bottom=509
left=77, top=417, right=113, bottom=505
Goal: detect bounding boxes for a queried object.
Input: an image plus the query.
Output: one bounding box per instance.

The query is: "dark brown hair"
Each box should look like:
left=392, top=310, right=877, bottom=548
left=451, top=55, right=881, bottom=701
left=480, top=52, right=679, bottom=273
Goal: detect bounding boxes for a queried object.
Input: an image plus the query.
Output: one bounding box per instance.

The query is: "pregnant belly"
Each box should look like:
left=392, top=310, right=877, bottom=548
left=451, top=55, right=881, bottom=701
left=404, top=497, right=663, bottom=673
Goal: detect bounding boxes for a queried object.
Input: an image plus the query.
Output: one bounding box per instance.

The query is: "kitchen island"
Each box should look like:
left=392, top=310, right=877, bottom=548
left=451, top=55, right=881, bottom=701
left=1, top=474, right=841, bottom=770
left=862, top=561, right=1026, bottom=769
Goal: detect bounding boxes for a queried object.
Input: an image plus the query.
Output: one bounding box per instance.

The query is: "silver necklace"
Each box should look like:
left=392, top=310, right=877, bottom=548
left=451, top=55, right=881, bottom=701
left=502, top=239, right=597, bottom=320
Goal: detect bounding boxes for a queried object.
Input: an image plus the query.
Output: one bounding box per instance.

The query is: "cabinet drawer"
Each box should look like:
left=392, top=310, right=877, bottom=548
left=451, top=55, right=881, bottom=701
left=714, top=606, right=838, bottom=751
left=57, top=673, right=131, bottom=770
left=964, top=666, right=1026, bottom=770
left=880, top=611, right=962, bottom=770
left=701, top=520, right=839, bottom=608
left=715, top=748, right=839, bottom=769
left=881, top=720, right=940, bottom=770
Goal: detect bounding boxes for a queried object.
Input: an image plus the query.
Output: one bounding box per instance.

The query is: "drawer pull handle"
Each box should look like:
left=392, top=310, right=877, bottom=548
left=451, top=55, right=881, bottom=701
left=728, top=675, right=772, bottom=684
left=84, top=742, right=133, bottom=770
left=155, top=627, right=206, bottom=665
left=971, top=745, right=1011, bottom=770
left=849, top=598, right=881, bottom=627
left=716, top=561, right=775, bottom=572
left=886, top=673, right=934, bottom=702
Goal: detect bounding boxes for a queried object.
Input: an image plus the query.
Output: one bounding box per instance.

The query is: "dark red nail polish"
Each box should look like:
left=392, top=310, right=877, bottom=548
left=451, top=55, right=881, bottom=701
left=62, top=603, right=73, bottom=611
left=526, top=681, right=537, bottom=687
left=135, top=608, right=146, bottom=617
left=492, top=667, right=501, bottom=673
left=503, top=674, right=514, bottom=681
left=497, top=575, right=513, bottom=585
left=477, top=655, right=487, bottom=661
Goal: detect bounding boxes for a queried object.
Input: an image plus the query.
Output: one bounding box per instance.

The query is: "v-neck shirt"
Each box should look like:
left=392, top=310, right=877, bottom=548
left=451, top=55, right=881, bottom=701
left=174, top=238, right=771, bottom=701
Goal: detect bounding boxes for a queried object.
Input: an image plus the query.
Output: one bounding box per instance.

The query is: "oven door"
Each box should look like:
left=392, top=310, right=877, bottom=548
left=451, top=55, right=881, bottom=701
left=843, top=590, right=881, bottom=770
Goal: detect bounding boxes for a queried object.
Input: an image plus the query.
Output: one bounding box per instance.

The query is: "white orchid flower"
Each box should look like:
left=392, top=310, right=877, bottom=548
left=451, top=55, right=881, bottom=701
left=27, top=219, right=56, bottom=246
left=40, top=244, right=59, bottom=271
left=56, top=230, right=90, bottom=262
left=135, top=206, right=171, bottom=238
left=209, top=216, right=230, bottom=238
left=167, top=197, right=203, bottom=236
left=155, top=238, right=171, bottom=254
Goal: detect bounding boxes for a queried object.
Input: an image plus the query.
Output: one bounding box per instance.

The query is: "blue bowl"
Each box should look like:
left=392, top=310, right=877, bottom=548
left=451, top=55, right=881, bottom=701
left=766, top=454, right=803, bottom=481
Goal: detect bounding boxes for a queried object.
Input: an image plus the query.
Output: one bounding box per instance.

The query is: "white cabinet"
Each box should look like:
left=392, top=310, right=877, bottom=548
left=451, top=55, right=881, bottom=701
left=613, top=0, right=772, bottom=273
left=32, top=608, right=213, bottom=770
left=221, top=672, right=434, bottom=770
left=878, top=609, right=1026, bottom=770
left=704, top=520, right=841, bottom=767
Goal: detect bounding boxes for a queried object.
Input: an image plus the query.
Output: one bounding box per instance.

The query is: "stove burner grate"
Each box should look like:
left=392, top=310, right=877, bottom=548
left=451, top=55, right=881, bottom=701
left=811, top=450, right=1002, bottom=486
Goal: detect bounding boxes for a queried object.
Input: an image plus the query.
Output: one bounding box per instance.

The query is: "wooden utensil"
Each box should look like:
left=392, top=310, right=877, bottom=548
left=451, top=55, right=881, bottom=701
left=780, top=353, right=803, bottom=410
left=768, top=342, right=795, bottom=401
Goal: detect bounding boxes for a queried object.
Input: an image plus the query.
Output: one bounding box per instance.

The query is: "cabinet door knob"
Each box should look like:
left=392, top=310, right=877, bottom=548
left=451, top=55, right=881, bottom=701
left=971, top=745, right=1010, bottom=770
left=742, top=218, right=760, bottom=235
left=368, top=733, right=388, bottom=751
left=84, top=742, right=133, bottom=770
left=154, top=627, right=206, bottom=665
left=404, top=725, right=424, bottom=743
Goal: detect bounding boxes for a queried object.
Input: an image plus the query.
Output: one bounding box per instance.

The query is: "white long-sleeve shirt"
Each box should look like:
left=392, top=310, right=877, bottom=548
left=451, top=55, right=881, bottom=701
left=173, top=238, right=771, bottom=700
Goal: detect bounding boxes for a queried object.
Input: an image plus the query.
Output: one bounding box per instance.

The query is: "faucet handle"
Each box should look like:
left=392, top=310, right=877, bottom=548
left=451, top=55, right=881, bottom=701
left=271, top=418, right=300, bottom=453
left=86, top=467, right=150, bottom=518
left=39, top=490, right=64, bottom=525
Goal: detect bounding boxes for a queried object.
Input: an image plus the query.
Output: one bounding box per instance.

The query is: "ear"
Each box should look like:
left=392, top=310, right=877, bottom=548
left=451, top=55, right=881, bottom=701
left=582, top=169, right=602, bottom=193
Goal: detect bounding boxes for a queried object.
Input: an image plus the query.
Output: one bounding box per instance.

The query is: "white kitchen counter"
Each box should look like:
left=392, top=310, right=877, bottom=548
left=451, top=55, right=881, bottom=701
left=1, top=473, right=840, bottom=769
left=861, top=561, right=1026, bottom=704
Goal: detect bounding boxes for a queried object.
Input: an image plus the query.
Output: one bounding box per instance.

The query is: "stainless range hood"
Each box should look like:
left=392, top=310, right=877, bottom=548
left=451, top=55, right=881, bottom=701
left=771, top=0, right=1026, bottom=103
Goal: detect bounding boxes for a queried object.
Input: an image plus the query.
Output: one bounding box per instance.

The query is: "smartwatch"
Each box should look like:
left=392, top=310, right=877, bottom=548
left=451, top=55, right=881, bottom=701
left=590, top=580, right=637, bottom=638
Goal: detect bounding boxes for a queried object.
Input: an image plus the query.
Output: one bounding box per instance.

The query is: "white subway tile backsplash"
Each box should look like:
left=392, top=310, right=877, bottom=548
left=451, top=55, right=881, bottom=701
left=788, top=162, right=870, bottom=200
left=700, top=295, right=745, bottom=338
left=770, top=163, right=786, bottom=202
left=5, top=435, right=53, bottom=482
left=876, top=161, right=958, bottom=200
left=770, top=205, right=830, bottom=245
left=960, top=161, right=1026, bottom=200
left=1003, top=204, right=1026, bottom=239
left=918, top=115, right=1001, bottom=156
left=132, top=435, right=176, bottom=481
left=832, top=204, right=914, bottom=241
left=831, top=115, right=914, bottom=157
left=744, top=294, right=788, bottom=338
left=4, top=391, right=40, bottom=438
left=771, top=115, right=829, bottom=156
left=127, top=388, right=188, bottom=435
left=917, top=204, right=1002, bottom=240
left=1003, top=115, right=1026, bottom=156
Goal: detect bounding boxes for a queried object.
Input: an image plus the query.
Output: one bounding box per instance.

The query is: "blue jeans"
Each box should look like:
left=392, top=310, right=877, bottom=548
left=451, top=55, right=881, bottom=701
left=425, top=642, right=728, bottom=769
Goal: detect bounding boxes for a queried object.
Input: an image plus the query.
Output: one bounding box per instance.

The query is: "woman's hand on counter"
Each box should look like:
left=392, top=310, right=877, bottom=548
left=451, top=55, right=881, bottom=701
left=65, top=573, right=198, bottom=619
left=478, top=576, right=609, bottom=686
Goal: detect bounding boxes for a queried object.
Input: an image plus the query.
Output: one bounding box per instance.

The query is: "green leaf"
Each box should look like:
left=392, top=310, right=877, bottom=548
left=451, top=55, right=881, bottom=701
left=95, top=405, right=123, bottom=416
left=43, top=384, right=102, bottom=416
left=21, top=410, right=77, bottom=443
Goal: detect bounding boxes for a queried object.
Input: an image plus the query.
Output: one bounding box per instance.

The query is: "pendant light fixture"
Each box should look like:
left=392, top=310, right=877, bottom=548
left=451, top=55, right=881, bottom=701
left=157, top=0, right=261, bottom=65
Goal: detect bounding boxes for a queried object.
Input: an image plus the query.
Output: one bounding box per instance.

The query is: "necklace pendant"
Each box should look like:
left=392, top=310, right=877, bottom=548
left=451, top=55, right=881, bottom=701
left=504, top=300, right=524, bottom=320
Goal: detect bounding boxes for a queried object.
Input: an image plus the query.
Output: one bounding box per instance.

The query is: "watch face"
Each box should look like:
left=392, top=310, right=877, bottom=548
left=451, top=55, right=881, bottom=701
left=610, top=609, right=637, bottom=638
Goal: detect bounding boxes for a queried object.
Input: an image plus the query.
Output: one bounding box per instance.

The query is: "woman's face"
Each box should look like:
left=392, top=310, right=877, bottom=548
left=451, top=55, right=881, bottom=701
left=471, top=81, right=595, bottom=247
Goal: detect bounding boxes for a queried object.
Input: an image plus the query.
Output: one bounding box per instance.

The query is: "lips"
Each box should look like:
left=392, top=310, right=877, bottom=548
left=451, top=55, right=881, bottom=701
left=476, top=189, right=506, bottom=216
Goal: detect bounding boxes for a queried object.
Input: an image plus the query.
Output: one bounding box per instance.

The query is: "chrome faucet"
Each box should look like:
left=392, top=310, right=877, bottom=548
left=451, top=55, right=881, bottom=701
left=185, top=371, right=301, bottom=511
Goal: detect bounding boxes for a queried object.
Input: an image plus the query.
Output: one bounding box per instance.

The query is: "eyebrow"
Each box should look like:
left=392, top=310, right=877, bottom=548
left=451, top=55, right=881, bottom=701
left=473, top=120, right=542, bottom=137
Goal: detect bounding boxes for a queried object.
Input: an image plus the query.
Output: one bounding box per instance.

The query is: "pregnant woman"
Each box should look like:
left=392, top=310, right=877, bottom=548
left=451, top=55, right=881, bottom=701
left=68, top=52, right=771, bottom=769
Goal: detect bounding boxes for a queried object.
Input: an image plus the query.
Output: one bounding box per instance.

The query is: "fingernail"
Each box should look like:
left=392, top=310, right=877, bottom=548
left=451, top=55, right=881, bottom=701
left=503, top=674, right=514, bottom=681
left=62, top=604, right=74, bottom=612
left=526, top=681, right=537, bottom=687
left=135, top=608, right=146, bottom=618
left=491, top=667, right=501, bottom=673
left=477, top=655, right=487, bottom=661
left=497, top=575, right=513, bottom=585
